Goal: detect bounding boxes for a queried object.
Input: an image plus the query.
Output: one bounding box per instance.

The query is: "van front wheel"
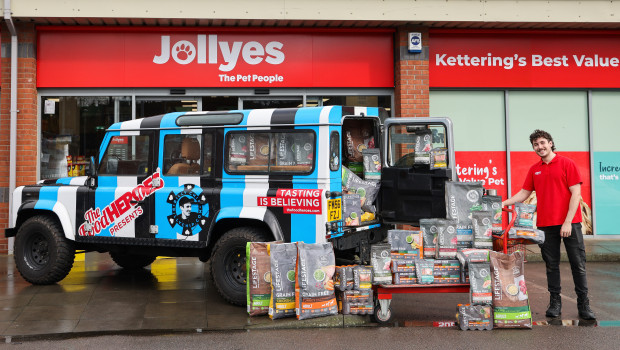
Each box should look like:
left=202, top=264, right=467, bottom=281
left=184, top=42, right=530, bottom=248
left=210, top=227, right=268, bottom=306
left=14, top=216, right=75, bottom=285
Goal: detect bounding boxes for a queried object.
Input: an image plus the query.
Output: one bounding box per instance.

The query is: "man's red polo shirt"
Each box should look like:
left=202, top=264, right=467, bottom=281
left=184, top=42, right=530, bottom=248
left=522, top=154, right=582, bottom=227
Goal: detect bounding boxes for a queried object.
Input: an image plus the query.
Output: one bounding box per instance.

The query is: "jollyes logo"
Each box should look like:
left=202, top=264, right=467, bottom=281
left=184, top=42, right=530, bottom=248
left=153, top=35, right=285, bottom=72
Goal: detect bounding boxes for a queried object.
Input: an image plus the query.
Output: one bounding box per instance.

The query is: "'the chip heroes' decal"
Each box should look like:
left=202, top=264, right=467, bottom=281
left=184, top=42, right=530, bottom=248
left=257, top=189, right=322, bottom=214
left=79, top=171, right=164, bottom=236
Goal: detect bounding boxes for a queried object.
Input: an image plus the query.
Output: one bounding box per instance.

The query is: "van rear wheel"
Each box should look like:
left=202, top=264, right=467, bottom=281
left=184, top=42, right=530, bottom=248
left=210, top=227, right=268, bottom=306
left=14, top=216, right=75, bottom=285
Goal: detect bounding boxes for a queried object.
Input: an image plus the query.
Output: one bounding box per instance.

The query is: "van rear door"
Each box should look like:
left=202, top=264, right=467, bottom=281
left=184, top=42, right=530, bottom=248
left=379, top=117, right=456, bottom=225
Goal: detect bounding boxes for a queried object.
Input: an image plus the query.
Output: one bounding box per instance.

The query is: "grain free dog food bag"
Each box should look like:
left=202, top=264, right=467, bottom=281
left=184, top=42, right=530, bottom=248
left=391, top=259, right=416, bottom=273
left=508, top=227, right=545, bottom=244
left=293, top=133, right=314, bottom=166
left=268, top=242, right=298, bottom=319
left=515, top=203, right=536, bottom=228
left=414, top=129, right=433, bottom=164
left=445, top=181, right=484, bottom=248
left=276, top=133, right=296, bottom=166
left=490, top=251, right=532, bottom=329
left=343, top=119, right=375, bottom=163
left=334, top=266, right=354, bottom=292
left=430, top=148, right=448, bottom=169
left=341, top=166, right=380, bottom=213
left=388, top=229, right=422, bottom=255
left=362, top=148, right=381, bottom=180
left=295, top=242, right=338, bottom=320
left=247, top=133, right=270, bottom=166
left=371, top=243, right=392, bottom=285
left=481, top=195, right=503, bottom=233
left=456, top=248, right=491, bottom=267
left=247, top=242, right=272, bottom=316
left=469, top=262, right=492, bottom=305
left=420, top=218, right=438, bottom=258
left=342, top=193, right=362, bottom=227
left=456, top=304, right=493, bottom=331
left=472, top=211, right=494, bottom=249
left=353, top=265, right=373, bottom=290
left=229, top=134, right=248, bottom=165
left=436, top=219, right=458, bottom=259
left=415, top=258, right=435, bottom=285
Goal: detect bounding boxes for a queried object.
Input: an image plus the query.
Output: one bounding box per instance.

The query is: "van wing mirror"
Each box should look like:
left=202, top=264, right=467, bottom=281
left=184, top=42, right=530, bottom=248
left=87, top=156, right=97, bottom=177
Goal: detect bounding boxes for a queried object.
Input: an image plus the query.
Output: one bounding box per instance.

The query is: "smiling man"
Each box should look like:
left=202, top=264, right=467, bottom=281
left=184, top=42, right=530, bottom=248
left=502, top=129, right=595, bottom=320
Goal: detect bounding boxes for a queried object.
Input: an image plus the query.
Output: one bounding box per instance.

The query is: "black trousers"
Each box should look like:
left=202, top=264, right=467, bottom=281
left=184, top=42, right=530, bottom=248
left=539, top=223, right=588, bottom=297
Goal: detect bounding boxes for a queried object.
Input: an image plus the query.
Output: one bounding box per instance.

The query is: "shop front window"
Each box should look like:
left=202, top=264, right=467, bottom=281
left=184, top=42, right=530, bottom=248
left=311, top=95, right=392, bottom=116
left=40, top=96, right=131, bottom=179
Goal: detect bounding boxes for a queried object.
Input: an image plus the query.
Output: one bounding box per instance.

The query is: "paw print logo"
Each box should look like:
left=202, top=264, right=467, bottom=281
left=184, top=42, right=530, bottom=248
left=171, top=40, right=196, bottom=65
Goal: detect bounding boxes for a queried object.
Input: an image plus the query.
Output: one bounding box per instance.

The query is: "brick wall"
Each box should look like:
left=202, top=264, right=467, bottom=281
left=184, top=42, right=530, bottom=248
left=0, top=23, right=38, bottom=253
left=394, top=27, right=429, bottom=118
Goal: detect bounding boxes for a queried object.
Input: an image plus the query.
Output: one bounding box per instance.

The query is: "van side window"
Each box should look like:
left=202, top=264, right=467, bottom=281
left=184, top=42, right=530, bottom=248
left=330, top=131, right=340, bottom=171
left=202, top=133, right=213, bottom=176
left=225, top=131, right=314, bottom=174
left=164, top=134, right=201, bottom=176
left=99, top=135, right=151, bottom=176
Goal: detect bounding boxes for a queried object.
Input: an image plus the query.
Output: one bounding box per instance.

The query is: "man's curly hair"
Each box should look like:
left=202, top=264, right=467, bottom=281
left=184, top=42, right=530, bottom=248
left=529, top=129, right=556, bottom=151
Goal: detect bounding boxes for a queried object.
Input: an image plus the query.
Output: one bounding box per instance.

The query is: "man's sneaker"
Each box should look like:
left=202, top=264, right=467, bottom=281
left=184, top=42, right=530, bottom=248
left=578, top=296, right=596, bottom=320
left=546, top=293, right=562, bottom=318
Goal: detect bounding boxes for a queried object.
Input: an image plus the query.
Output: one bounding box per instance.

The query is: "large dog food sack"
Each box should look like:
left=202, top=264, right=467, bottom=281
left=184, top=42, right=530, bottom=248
left=445, top=181, right=484, bottom=248
left=247, top=242, right=272, bottom=316
left=490, top=251, right=532, bottom=329
left=295, top=242, right=338, bottom=320
left=268, top=243, right=297, bottom=320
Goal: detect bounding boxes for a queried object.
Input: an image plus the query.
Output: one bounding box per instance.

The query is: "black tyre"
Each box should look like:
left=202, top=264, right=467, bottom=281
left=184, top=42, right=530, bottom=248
left=14, top=216, right=75, bottom=285
left=110, top=252, right=157, bottom=269
left=210, top=227, right=268, bottom=306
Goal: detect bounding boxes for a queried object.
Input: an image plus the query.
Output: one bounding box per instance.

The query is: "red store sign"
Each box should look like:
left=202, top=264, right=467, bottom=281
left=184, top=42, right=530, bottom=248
left=37, top=27, right=394, bottom=88
left=430, top=29, right=620, bottom=88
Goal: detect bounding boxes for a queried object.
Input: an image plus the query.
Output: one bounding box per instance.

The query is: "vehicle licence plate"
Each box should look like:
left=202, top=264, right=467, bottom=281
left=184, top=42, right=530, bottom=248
left=327, top=198, right=341, bottom=222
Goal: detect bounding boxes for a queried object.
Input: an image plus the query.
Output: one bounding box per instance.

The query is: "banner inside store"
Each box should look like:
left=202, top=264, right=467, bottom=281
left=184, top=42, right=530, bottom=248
left=37, top=27, right=394, bottom=88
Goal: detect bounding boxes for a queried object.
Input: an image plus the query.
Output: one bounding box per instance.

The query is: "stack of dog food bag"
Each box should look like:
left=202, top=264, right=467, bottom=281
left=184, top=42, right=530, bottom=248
left=333, top=265, right=374, bottom=315
left=508, top=203, right=545, bottom=244
left=388, top=229, right=422, bottom=284
left=249, top=241, right=380, bottom=321
left=455, top=248, right=493, bottom=330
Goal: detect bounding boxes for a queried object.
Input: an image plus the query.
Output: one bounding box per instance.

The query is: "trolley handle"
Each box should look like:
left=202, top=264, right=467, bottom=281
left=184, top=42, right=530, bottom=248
left=491, top=207, right=517, bottom=254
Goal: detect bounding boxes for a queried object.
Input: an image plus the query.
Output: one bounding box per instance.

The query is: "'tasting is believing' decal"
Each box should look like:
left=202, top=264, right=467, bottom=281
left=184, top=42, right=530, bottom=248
left=257, top=189, right=322, bottom=214
left=78, top=170, right=164, bottom=236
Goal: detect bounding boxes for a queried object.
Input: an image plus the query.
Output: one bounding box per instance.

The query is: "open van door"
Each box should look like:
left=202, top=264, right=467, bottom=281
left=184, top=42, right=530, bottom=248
left=379, top=117, right=457, bottom=225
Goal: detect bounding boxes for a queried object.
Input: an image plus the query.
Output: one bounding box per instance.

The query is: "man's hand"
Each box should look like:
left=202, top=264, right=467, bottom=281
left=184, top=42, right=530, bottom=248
left=560, top=222, right=572, bottom=237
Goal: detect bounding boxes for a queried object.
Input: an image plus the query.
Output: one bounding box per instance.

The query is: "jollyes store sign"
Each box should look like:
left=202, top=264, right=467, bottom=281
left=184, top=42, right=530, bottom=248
left=430, top=29, right=620, bottom=88
left=37, top=27, right=393, bottom=88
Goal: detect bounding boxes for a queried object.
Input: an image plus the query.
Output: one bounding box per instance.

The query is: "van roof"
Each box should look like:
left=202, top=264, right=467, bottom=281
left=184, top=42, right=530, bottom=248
left=107, top=106, right=387, bottom=131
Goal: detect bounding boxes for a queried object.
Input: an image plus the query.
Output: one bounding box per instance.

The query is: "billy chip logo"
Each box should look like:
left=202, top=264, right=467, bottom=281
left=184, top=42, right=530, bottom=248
left=167, top=184, right=209, bottom=236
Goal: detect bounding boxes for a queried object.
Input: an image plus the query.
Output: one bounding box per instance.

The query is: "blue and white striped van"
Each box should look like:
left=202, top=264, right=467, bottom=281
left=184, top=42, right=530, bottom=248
left=6, top=106, right=455, bottom=305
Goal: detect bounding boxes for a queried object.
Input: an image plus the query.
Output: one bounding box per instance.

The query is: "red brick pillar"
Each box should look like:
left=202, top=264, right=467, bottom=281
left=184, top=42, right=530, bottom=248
left=0, top=23, right=38, bottom=253
left=394, top=27, right=429, bottom=118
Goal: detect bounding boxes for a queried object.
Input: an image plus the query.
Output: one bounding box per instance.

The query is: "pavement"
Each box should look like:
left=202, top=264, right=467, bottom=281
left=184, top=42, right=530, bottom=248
left=0, top=235, right=618, bottom=341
